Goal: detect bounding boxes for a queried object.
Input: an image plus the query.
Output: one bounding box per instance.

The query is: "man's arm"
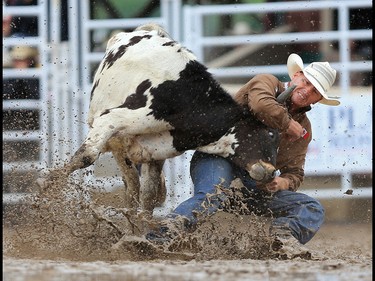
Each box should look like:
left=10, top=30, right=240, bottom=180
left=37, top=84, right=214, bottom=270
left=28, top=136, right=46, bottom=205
left=257, top=150, right=306, bottom=192
left=258, top=119, right=312, bottom=192
left=235, top=74, right=292, bottom=132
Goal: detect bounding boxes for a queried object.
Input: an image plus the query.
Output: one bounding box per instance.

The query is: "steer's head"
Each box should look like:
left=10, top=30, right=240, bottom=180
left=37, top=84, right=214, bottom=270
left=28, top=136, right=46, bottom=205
left=228, top=116, right=280, bottom=184
left=134, top=23, right=172, bottom=39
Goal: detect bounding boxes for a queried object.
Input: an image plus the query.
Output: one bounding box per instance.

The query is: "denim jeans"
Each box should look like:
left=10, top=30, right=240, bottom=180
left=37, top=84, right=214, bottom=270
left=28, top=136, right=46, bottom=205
left=169, top=151, right=325, bottom=245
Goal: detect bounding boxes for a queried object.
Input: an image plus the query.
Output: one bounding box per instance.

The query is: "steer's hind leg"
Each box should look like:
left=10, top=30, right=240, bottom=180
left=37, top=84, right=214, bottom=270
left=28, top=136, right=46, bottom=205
left=111, top=149, right=141, bottom=210
left=62, top=109, right=172, bottom=177
left=38, top=117, right=116, bottom=189
left=38, top=110, right=170, bottom=192
left=139, top=160, right=166, bottom=213
left=37, top=142, right=100, bottom=192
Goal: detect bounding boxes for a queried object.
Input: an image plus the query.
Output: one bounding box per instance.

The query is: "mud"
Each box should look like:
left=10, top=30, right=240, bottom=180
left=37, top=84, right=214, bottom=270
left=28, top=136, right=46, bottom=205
left=3, top=178, right=372, bottom=281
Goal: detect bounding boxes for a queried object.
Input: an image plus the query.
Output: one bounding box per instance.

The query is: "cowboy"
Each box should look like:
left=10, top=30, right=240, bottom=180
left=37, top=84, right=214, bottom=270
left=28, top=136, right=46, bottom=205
left=4, top=45, right=39, bottom=100
left=147, top=53, right=340, bottom=259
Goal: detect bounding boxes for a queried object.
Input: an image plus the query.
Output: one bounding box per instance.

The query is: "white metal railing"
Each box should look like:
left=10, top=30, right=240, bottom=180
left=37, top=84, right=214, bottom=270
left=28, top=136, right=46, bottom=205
left=183, top=0, right=372, bottom=95
left=3, top=1, right=50, bottom=193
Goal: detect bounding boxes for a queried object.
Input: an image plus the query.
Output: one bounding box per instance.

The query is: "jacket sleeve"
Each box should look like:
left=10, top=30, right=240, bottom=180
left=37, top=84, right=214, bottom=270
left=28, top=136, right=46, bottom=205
left=239, top=74, right=292, bottom=132
left=277, top=118, right=312, bottom=191
left=278, top=150, right=306, bottom=191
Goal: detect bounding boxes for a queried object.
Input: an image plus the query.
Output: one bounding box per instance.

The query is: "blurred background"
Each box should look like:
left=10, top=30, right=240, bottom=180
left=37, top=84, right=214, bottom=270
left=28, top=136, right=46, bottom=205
left=3, top=0, right=372, bottom=223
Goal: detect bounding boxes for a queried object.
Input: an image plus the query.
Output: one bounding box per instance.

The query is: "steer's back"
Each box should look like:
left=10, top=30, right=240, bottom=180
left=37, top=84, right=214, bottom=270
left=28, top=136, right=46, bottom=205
left=88, top=28, right=196, bottom=126
left=87, top=25, right=244, bottom=152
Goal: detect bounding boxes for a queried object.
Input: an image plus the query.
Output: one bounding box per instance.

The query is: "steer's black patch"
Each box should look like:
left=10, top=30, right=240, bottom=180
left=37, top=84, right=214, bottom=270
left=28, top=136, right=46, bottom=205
left=90, top=79, right=100, bottom=102
left=101, top=45, right=126, bottom=72
left=101, top=35, right=152, bottom=71
left=162, top=41, right=176, bottom=47
left=148, top=60, right=244, bottom=151
left=100, top=109, right=110, bottom=117
left=119, top=79, right=151, bottom=110
left=99, top=79, right=151, bottom=117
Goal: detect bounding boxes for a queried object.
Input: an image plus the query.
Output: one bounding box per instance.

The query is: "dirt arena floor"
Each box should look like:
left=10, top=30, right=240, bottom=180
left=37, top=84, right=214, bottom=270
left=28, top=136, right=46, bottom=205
left=3, top=180, right=373, bottom=281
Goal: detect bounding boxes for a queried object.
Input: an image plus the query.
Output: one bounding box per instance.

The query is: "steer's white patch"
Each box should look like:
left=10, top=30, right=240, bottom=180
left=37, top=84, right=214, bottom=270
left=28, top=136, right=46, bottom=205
left=128, top=131, right=180, bottom=162
left=197, top=128, right=238, bottom=157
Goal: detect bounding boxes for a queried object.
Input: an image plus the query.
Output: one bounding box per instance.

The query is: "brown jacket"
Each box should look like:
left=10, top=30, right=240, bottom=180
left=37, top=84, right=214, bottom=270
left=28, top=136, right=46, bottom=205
left=234, top=74, right=312, bottom=191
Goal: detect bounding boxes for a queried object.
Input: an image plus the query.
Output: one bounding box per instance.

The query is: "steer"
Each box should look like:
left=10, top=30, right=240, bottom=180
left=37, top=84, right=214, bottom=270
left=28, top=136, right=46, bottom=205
left=39, top=23, right=281, bottom=215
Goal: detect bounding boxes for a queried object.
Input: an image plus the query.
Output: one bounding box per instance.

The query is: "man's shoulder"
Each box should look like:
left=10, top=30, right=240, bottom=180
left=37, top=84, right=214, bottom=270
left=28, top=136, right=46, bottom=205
left=251, top=74, right=281, bottom=89
left=252, top=73, right=279, bottom=82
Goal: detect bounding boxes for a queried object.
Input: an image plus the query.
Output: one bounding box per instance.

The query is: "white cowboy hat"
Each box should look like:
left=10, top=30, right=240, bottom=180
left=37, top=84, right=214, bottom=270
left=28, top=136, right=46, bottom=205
left=287, top=53, right=340, bottom=106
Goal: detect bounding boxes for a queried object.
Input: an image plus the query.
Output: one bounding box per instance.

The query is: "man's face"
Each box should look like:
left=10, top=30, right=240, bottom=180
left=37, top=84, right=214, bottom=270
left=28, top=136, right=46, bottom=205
left=12, top=58, right=34, bottom=69
left=290, top=71, right=322, bottom=108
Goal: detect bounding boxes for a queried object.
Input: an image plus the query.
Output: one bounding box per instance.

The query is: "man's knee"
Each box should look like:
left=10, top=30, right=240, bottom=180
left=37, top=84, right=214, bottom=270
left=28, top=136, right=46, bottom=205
left=190, top=152, right=234, bottom=190
left=307, top=198, right=325, bottom=223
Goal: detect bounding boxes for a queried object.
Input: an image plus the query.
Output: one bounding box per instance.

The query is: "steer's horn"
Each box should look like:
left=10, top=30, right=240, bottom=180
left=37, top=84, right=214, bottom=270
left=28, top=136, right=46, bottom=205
left=276, top=85, right=296, bottom=104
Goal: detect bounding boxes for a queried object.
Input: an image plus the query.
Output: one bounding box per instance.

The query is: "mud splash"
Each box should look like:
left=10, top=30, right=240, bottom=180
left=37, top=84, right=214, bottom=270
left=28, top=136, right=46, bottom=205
left=3, top=176, right=372, bottom=281
left=3, top=177, right=275, bottom=262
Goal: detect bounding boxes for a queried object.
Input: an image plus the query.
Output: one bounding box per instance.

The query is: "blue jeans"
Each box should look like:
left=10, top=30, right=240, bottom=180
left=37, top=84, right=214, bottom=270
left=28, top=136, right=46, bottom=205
left=169, top=151, right=325, bottom=245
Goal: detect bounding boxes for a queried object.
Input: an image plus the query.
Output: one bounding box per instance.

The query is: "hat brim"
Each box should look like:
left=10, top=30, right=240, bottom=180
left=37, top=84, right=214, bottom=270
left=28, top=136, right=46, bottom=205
left=316, top=96, right=340, bottom=106
left=287, top=53, right=304, bottom=79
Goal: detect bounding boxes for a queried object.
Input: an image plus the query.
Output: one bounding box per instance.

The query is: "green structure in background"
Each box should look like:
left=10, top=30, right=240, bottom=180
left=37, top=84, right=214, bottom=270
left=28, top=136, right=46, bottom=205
left=233, top=0, right=266, bottom=34
left=92, top=0, right=161, bottom=19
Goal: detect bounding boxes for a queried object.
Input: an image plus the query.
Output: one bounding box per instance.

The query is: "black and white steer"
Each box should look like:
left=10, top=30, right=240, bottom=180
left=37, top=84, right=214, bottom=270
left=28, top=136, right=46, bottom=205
left=39, top=23, right=281, bottom=214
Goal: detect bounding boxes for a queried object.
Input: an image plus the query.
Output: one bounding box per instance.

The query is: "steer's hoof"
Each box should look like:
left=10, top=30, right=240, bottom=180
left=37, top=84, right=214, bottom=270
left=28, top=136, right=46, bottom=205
left=36, top=177, right=49, bottom=190
left=113, top=235, right=161, bottom=258
left=35, top=169, right=67, bottom=193
left=113, top=235, right=195, bottom=260
left=145, top=227, right=173, bottom=245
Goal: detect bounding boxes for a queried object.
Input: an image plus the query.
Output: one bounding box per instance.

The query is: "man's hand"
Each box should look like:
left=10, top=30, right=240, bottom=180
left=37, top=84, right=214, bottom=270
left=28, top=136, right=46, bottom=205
left=285, top=119, right=304, bottom=142
left=260, top=177, right=290, bottom=193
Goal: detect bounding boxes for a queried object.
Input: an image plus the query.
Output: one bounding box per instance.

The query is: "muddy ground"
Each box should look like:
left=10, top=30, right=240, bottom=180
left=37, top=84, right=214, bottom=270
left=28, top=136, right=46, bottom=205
left=3, top=179, right=372, bottom=281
